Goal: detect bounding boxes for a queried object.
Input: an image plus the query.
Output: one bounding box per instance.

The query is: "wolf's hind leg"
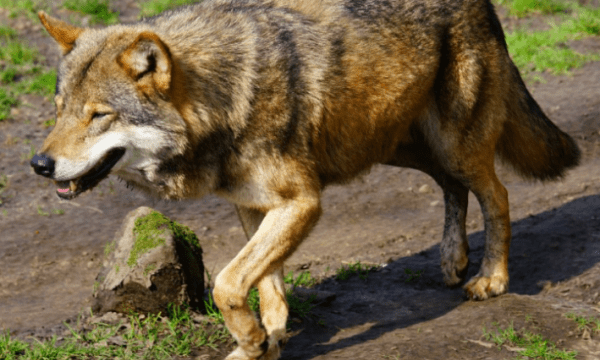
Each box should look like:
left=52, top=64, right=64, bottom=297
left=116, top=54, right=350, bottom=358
left=427, top=136, right=511, bottom=300
left=460, top=171, right=511, bottom=300
left=435, top=175, right=470, bottom=287
left=387, top=144, right=470, bottom=287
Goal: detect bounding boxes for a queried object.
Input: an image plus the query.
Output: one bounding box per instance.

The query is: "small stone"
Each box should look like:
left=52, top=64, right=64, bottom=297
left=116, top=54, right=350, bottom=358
left=93, top=340, right=108, bottom=348
left=418, top=184, right=433, bottom=194
left=107, top=336, right=126, bottom=346
left=293, top=288, right=336, bottom=306
left=582, top=328, right=591, bottom=341
left=90, top=311, right=121, bottom=325
left=430, top=200, right=440, bottom=207
left=192, top=313, right=207, bottom=323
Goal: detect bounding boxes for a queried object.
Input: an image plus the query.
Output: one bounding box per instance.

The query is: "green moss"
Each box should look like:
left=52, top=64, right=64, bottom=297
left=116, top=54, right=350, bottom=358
left=129, top=211, right=201, bottom=268
left=129, top=211, right=169, bottom=267
left=144, top=264, right=157, bottom=276
left=170, top=219, right=201, bottom=250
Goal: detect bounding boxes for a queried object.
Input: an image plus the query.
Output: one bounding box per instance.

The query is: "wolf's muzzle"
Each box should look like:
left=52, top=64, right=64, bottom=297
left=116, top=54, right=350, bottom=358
left=31, top=153, right=55, bottom=178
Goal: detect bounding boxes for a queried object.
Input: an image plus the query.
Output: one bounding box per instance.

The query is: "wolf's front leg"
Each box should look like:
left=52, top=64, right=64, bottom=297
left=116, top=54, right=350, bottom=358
left=214, top=199, right=321, bottom=360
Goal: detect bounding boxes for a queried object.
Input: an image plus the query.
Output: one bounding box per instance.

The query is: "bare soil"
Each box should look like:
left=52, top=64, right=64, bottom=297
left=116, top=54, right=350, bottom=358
left=1, top=2, right=600, bottom=359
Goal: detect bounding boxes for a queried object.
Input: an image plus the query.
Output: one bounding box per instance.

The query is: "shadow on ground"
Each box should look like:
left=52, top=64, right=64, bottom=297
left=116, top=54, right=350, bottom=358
left=284, top=194, right=600, bottom=359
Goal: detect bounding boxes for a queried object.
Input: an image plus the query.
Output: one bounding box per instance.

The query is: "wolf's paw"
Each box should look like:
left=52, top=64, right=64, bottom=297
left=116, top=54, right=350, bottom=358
left=259, top=340, right=282, bottom=360
left=224, top=347, right=250, bottom=360
left=225, top=337, right=284, bottom=360
left=463, top=274, right=508, bottom=300
left=441, top=255, right=469, bottom=287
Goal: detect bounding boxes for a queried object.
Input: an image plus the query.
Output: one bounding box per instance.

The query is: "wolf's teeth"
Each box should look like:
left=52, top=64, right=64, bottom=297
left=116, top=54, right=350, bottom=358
left=70, top=180, right=77, bottom=192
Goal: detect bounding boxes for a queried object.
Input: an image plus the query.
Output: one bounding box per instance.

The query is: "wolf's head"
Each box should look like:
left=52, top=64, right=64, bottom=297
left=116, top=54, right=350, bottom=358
left=31, top=12, right=191, bottom=200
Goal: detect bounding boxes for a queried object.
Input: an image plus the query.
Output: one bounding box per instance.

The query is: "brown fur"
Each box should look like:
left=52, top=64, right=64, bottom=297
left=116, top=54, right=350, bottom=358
left=33, top=1, right=580, bottom=359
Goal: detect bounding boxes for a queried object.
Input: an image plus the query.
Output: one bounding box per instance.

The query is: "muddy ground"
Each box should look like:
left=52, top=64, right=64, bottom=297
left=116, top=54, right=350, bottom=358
left=1, top=1, right=600, bottom=359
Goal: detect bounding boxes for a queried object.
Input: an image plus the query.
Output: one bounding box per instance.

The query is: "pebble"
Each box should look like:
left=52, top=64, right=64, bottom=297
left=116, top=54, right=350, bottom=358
left=418, top=184, right=433, bottom=194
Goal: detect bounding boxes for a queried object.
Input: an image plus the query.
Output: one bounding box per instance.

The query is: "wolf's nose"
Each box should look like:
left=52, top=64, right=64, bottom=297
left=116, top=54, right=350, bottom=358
left=30, top=153, right=55, bottom=178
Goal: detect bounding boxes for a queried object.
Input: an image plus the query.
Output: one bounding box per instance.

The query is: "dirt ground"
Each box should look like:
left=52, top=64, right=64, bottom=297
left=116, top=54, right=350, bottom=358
left=1, top=2, right=600, bottom=359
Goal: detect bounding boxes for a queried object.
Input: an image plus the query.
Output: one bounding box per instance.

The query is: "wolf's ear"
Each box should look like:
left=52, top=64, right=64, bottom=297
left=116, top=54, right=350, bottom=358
left=38, top=11, right=84, bottom=55
left=117, top=32, right=172, bottom=95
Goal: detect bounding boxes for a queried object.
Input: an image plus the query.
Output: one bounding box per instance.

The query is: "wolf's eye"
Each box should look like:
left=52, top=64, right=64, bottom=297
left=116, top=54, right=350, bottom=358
left=92, top=112, right=110, bottom=120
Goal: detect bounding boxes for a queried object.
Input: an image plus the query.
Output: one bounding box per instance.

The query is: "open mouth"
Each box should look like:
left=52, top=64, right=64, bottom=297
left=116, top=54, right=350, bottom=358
left=55, top=148, right=126, bottom=200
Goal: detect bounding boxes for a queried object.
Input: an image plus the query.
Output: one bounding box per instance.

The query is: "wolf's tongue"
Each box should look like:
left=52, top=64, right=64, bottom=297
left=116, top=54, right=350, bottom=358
left=56, top=180, right=76, bottom=193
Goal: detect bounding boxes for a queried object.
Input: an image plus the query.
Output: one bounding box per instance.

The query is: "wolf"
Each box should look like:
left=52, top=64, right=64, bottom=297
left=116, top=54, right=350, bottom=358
left=31, top=0, right=580, bottom=358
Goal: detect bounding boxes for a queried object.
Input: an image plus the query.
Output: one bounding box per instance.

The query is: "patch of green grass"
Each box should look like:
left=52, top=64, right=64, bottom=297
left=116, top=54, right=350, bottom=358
left=103, top=240, right=116, bottom=258
left=507, top=27, right=599, bottom=75
left=482, top=321, right=578, bottom=359
left=204, top=270, right=320, bottom=328
left=0, top=0, right=47, bottom=18
left=0, top=88, right=18, bottom=121
left=404, top=268, right=424, bottom=283
left=0, top=39, right=37, bottom=66
left=0, top=331, right=29, bottom=359
left=245, top=287, right=259, bottom=313
left=98, top=305, right=229, bottom=358
left=19, top=70, right=57, bottom=99
left=0, top=27, right=17, bottom=38
left=561, top=6, right=600, bottom=36
left=138, top=0, right=199, bottom=18
left=565, top=312, right=600, bottom=333
left=43, top=118, right=55, bottom=128
left=0, top=27, right=57, bottom=119
left=63, top=0, right=119, bottom=25
left=287, top=292, right=316, bottom=320
left=285, top=270, right=317, bottom=288
left=51, top=208, right=65, bottom=215
left=0, top=174, right=7, bottom=205
left=0, top=67, right=17, bottom=83
left=505, top=3, right=600, bottom=76
left=205, top=291, right=225, bottom=325
left=497, top=0, right=569, bottom=18
left=1, top=304, right=232, bottom=359
left=336, top=261, right=380, bottom=281
left=36, top=206, right=49, bottom=216
left=247, top=271, right=318, bottom=315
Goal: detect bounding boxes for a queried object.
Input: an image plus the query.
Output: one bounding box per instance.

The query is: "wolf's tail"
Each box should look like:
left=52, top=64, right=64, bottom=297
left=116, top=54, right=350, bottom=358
left=496, top=64, right=580, bottom=181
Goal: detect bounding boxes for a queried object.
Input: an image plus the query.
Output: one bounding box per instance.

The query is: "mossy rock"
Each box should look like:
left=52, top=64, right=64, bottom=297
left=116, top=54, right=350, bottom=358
left=93, top=207, right=205, bottom=315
